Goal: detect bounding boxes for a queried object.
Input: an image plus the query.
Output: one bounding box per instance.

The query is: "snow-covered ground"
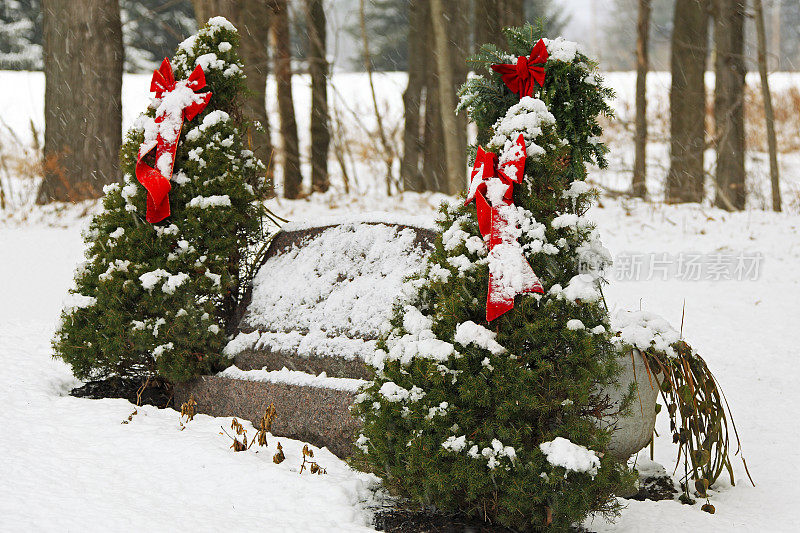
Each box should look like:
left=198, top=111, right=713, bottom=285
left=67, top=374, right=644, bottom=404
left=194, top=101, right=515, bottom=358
left=0, top=211, right=385, bottom=531
left=1, top=194, right=798, bottom=531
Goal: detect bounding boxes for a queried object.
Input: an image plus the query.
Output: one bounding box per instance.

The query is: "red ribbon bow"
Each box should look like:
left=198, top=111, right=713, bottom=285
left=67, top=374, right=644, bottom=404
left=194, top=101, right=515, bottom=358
left=491, top=38, right=548, bottom=98
left=135, top=58, right=212, bottom=223
left=465, top=134, right=543, bottom=322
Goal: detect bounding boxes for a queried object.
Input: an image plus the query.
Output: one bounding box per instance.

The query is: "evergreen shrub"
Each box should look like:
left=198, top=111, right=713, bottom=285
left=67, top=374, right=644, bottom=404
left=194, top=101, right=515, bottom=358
left=353, top=25, right=635, bottom=531
left=54, top=17, right=273, bottom=384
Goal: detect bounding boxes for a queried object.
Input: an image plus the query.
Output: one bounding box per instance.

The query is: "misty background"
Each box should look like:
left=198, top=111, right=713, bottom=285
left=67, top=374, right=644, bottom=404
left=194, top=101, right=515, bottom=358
left=2, top=0, right=798, bottom=73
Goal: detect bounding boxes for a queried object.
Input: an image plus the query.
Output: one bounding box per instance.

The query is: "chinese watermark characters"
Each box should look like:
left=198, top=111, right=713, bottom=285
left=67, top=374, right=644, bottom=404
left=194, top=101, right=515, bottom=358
left=578, top=251, right=763, bottom=281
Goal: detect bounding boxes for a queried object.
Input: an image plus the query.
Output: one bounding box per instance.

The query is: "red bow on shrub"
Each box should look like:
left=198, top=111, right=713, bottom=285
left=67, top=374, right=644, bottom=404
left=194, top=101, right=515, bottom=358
left=491, top=38, right=548, bottom=98
left=135, top=58, right=212, bottom=223
left=465, top=134, right=543, bottom=322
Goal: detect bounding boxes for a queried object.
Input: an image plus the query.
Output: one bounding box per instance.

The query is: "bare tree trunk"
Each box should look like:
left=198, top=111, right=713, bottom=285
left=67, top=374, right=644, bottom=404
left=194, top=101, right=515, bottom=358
left=38, top=0, right=123, bottom=204
left=401, top=0, right=426, bottom=192
left=449, top=0, right=470, bottom=190
left=713, top=0, right=746, bottom=211
left=430, top=0, right=464, bottom=196
left=192, top=0, right=230, bottom=24
left=420, top=0, right=468, bottom=194
left=305, top=0, right=329, bottom=193
left=633, top=0, right=651, bottom=199
left=770, top=0, right=781, bottom=71
left=474, top=0, right=503, bottom=49
left=499, top=0, right=525, bottom=28
left=193, top=1, right=274, bottom=194
left=268, top=0, right=302, bottom=199
left=753, top=0, right=781, bottom=212
left=666, top=0, right=709, bottom=204
left=359, top=0, right=395, bottom=195
left=422, top=71, right=445, bottom=192
left=236, top=1, right=274, bottom=194
left=330, top=96, right=352, bottom=194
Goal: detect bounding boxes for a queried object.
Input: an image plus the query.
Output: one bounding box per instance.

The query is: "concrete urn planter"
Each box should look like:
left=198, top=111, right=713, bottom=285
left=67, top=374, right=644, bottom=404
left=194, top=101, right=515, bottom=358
left=600, top=348, right=659, bottom=460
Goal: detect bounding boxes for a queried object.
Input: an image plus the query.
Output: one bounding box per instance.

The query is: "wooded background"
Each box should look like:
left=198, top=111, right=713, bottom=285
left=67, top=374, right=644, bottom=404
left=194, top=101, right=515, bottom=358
left=0, top=0, right=793, bottom=211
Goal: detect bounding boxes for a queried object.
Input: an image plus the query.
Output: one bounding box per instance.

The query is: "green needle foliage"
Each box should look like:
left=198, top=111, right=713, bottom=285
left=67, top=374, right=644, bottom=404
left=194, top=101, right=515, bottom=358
left=459, top=23, right=615, bottom=180
left=54, top=17, right=275, bottom=384
left=354, top=25, right=634, bottom=531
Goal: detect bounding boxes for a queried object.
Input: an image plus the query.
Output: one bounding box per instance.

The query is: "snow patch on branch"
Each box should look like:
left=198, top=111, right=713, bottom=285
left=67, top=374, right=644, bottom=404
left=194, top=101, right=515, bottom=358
left=482, top=439, right=517, bottom=470
left=139, top=269, right=189, bottom=294
left=551, top=213, right=593, bottom=230
left=576, top=233, right=613, bottom=278
left=540, top=437, right=600, bottom=477
left=562, top=180, right=592, bottom=200
left=454, top=321, right=506, bottom=355
left=442, top=435, right=467, bottom=452
left=195, top=52, right=224, bottom=72
left=206, top=16, right=237, bottom=33
left=378, top=382, right=426, bottom=403
left=99, top=259, right=131, bottom=282
left=488, top=96, right=556, bottom=159
left=442, top=218, right=470, bottom=251
left=543, top=37, right=585, bottom=63
left=152, top=343, right=174, bottom=359
left=403, top=306, right=433, bottom=336
left=63, top=293, right=96, bottom=314
left=563, top=274, right=602, bottom=303
left=188, top=195, right=231, bottom=209
left=185, top=110, right=231, bottom=142
left=566, top=319, right=585, bottom=331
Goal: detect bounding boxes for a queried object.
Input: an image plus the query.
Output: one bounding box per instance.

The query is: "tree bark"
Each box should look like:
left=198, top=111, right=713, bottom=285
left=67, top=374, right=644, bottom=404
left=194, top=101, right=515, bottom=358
left=359, top=0, right=394, bottom=195
left=268, top=0, right=302, bottom=199
left=422, top=68, right=445, bottom=192
left=193, top=0, right=233, bottom=24
left=193, top=1, right=274, bottom=194
left=401, top=0, right=427, bottom=192
left=713, top=0, right=746, bottom=211
left=38, top=0, right=123, bottom=204
left=770, top=0, right=781, bottom=71
left=499, top=0, right=525, bottom=28
left=235, top=1, right=274, bottom=193
left=633, top=0, right=651, bottom=199
left=753, top=0, right=781, bottom=212
left=666, top=0, right=709, bottom=204
left=474, top=0, right=503, bottom=49
left=305, top=0, right=329, bottom=193
left=430, top=0, right=463, bottom=196
left=448, top=0, right=469, bottom=193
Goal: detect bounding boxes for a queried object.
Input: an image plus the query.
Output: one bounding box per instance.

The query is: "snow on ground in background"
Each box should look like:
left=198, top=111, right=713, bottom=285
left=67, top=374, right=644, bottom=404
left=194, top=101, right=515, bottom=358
left=4, top=70, right=798, bottom=146
left=4, top=70, right=799, bottom=210
left=2, top=193, right=799, bottom=531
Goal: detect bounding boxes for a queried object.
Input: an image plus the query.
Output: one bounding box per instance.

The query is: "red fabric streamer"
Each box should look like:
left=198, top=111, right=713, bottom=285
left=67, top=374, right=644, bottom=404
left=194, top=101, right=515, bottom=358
left=465, top=134, right=543, bottom=322
left=491, top=38, right=548, bottom=98
left=135, top=58, right=212, bottom=223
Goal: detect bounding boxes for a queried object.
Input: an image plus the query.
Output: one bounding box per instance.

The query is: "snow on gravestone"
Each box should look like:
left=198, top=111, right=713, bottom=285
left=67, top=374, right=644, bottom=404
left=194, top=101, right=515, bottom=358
left=227, top=215, right=437, bottom=379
